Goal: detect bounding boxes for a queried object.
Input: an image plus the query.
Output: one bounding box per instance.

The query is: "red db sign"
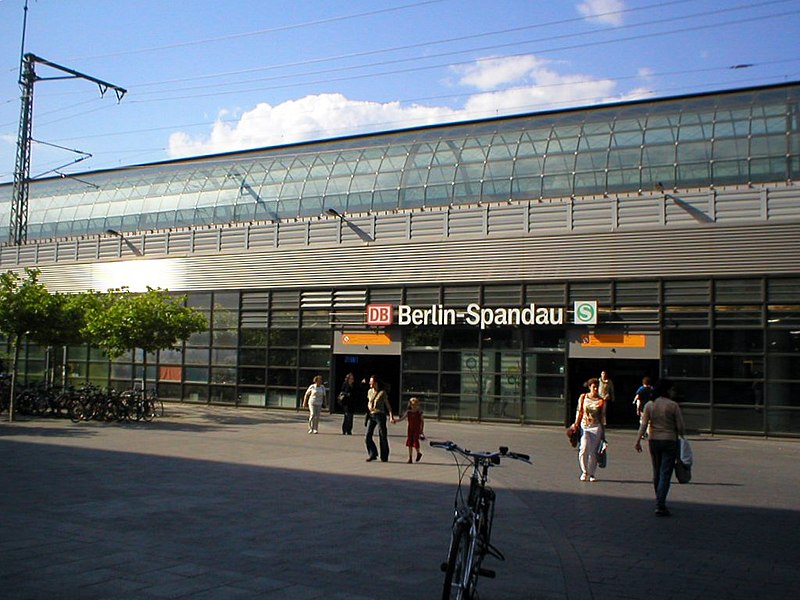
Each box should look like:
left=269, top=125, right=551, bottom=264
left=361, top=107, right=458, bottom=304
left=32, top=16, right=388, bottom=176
left=366, top=304, right=393, bottom=326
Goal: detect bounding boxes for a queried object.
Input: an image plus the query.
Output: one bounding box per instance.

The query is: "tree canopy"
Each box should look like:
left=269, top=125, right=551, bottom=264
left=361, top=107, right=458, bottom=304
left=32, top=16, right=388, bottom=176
left=82, top=286, right=207, bottom=358
left=1, top=269, right=208, bottom=420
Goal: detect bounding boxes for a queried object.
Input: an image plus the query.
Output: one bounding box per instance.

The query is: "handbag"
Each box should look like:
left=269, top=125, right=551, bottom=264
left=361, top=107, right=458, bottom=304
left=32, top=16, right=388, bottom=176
left=596, top=438, right=608, bottom=469
left=674, top=458, right=692, bottom=483
left=566, top=424, right=580, bottom=448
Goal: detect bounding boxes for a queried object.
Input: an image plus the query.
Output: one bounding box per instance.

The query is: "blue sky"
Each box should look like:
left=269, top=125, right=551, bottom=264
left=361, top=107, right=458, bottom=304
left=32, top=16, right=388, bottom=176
left=0, top=0, right=798, bottom=183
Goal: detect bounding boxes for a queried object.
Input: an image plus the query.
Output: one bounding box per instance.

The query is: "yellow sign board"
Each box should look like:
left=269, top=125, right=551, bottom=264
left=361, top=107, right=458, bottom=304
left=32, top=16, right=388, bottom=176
left=580, top=333, right=646, bottom=348
left=341, top=332, right=392, bottom=346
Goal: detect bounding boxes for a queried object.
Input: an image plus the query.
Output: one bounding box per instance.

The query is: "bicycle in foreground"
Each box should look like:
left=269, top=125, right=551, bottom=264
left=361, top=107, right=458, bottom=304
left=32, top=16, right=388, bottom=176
left=430, top=440, right=531, bottom=600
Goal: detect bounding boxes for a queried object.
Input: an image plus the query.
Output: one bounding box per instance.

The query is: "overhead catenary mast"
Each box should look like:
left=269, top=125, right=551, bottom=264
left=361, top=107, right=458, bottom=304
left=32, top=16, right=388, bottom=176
left=9, top=0, right=127, bottom=245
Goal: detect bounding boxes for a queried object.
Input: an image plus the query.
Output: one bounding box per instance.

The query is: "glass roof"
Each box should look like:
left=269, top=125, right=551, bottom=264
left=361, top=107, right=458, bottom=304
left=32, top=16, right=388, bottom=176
left=1, top=81, right=798, bottom=242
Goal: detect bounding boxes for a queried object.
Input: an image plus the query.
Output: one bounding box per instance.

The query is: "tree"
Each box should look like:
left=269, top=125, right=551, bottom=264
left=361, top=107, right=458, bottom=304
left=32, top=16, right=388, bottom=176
left=0, top=271, right=208, bottom=421
left=0, top=269, right=54, bottom=421
left=82, top=287, right=207, bottom=388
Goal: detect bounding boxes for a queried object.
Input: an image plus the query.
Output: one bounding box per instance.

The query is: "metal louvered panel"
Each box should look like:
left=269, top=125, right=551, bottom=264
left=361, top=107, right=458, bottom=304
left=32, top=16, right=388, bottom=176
left=487, top=204, right=527, bottom=236
left=219, top=228, right=246, bottom=252
left=16, top=245, right=35, bottom=263
left=56, top=242, right=77, bottom=262
left=767, top=187, right=797, bottom=221
left=447, top=206, right=486, bottom=237
left=572, top=197, right=613, bottom=231
left=618, top=196, right=662, bottom=229
left=35, top=244, right=54, bottom=262
left=240, top=291, right=269, bottom=328
left=301, top=290, right=333, bottom=308
left=529, top=201, right=569, bottom=232
left=341, top=217, right=375, bottom=243
left=333, top=289, right=367, bottom=307
left=33, top=223, right=800, bottom=294
left=145, top=233, right=168, bottom=254
left=379, top=214, right=411, bottom=242
left=409, top=211, right=445, bottom=238
left=277, top=222, right=308, bottom=246
left=193, top=229, right=220, bottom=252
left=308, top=222, right=339, bottom=246
left=246, top=223, right=276, bottom=249
left=166, top=231, right=193, bottom=254
left=76, top=240, right=97, bottom=261
left=330, top=288, right=368, bottom=325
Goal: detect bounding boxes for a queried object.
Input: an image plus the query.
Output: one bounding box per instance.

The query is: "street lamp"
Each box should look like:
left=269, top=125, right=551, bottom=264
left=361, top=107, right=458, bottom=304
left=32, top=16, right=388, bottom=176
left=106, top=229, right=142, bottom=256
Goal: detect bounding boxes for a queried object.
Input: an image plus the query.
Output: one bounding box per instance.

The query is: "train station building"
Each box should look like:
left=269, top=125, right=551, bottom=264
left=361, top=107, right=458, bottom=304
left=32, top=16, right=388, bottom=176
left=1, top=81, right=798, bottom=436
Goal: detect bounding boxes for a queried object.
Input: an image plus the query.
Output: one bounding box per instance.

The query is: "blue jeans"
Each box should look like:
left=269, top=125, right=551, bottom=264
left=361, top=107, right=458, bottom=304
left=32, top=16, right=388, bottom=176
left=648, top=439, right=679, bottom=510
left=365, top=413, right=389, bottom=461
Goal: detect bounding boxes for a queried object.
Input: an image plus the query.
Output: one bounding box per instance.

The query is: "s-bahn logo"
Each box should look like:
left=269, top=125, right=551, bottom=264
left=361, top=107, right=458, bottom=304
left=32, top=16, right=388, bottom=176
left=574, top=301, right=597, bottom=325
left=366, top=304, right=394, bottom=326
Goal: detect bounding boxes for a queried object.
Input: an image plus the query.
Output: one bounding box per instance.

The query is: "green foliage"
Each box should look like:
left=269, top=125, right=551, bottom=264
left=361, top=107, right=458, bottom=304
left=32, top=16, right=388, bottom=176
left=0, top=269, right=208, bottom=359
left=0, top=268, right=52, bottom=345
left=82, top=287, right=208, bottom=358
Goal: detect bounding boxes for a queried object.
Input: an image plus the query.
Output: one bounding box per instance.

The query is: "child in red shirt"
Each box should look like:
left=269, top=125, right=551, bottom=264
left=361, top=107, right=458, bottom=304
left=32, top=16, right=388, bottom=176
left=395, top=397, right=425, bottom=463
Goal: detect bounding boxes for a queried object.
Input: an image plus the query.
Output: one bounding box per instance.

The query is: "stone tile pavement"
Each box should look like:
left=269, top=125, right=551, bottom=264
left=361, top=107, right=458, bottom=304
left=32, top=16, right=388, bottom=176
left=1, top=404, right=798, bottom=599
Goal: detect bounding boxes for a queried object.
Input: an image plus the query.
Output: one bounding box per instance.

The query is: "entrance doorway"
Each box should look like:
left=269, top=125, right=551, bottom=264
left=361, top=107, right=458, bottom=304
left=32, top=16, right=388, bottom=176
left=331, top=354, right=402, bottom=415
left=568, top=358, right=659, bottom=428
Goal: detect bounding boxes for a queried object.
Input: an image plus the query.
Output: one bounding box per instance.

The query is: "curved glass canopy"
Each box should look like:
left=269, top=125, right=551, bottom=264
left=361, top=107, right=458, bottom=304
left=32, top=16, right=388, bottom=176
left=1, top=82, right=798, bottom=242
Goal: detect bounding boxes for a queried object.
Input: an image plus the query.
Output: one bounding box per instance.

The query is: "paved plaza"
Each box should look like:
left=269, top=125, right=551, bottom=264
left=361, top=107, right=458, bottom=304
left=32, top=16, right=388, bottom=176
left=1, top=404, right=798, bottom=599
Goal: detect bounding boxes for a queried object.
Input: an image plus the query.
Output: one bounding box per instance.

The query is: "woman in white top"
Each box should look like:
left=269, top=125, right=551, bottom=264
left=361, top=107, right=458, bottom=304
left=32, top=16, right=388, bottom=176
left=572, top=378, right=607, bottom=481
left=302, top=375, right=327, bottom=434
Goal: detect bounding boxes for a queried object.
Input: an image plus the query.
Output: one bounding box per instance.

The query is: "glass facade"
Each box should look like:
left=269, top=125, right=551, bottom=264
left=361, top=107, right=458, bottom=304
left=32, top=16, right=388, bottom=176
left=1, top=82, right=799, bottom=437
left=8, top=277, right=799, bottom=436
left=1, top=82, right=798, bottom=242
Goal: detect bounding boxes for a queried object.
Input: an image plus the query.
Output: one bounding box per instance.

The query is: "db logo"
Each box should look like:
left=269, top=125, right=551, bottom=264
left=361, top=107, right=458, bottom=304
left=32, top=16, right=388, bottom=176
left=366, top=304, right=394, bottom=326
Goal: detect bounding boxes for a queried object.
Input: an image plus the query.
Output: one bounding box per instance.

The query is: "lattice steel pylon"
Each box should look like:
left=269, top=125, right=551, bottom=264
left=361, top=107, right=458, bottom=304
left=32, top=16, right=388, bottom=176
left=9, top=53, right=126, bottom=245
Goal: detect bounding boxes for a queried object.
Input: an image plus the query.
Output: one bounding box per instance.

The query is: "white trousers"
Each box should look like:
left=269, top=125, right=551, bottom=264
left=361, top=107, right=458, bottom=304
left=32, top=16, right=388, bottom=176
left=578, top=425, right=603, bottom=477
left=308, top=403, right=322, bottom=432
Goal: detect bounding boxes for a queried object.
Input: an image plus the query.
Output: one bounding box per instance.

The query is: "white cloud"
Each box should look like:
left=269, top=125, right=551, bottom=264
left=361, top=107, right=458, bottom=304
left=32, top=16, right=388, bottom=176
left=452, top=55, right=546, bottom=91
left=167, top=54, right=648, bottom=160
left=577, top=0, right=625, bottom=26
left=168, top=93, right=458, bottom=158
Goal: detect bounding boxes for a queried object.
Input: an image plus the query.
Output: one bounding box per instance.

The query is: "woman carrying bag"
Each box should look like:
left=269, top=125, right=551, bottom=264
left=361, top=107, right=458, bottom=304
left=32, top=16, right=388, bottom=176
left=572, top=378, right=606, bottom=482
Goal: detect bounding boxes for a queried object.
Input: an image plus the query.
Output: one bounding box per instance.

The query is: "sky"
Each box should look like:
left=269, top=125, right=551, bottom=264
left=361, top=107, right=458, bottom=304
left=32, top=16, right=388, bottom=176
left=0, top=0, right=798, bottom=183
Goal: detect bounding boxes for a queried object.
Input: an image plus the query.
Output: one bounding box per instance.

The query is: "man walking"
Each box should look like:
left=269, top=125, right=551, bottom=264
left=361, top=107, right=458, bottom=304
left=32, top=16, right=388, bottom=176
left=635, top=379, right=686, bottom=516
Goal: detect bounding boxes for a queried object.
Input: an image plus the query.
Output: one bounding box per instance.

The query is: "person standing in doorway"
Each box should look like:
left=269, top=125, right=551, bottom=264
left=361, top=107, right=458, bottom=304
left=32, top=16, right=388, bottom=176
left=635, top=379, right=686, bottom=516
left=599, top=370, right=615, bottom=403
left=365, top=375, right=394, bottom=462
left=572, top=378, right=606, bottom=482
left=302, top=375, right=326, bottom=434
left=337, top=372, right=355, bottom=435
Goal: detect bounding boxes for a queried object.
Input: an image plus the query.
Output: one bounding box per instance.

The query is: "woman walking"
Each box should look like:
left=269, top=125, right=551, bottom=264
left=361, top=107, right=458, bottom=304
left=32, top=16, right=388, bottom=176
left=572, top=378, right=606, bottom=482
left=302, top=375, right=327, bottom=434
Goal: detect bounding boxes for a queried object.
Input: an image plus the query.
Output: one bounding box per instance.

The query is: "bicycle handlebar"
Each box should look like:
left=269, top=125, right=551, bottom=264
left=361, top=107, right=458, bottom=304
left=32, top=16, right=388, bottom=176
left=430, top=440, right=531, bottom=464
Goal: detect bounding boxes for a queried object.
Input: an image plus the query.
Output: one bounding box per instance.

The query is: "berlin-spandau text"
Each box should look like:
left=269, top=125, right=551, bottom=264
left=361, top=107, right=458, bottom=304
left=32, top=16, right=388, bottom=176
left=396, top=303, right=564, bottom=329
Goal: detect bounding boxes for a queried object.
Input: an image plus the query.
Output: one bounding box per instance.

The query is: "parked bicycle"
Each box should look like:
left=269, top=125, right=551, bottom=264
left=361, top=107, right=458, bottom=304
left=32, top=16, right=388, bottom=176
left=430, top=440, right=531, bottom=600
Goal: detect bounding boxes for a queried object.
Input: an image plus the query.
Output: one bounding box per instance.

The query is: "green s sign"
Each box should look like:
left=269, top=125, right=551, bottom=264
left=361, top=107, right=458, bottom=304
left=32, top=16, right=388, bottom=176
left=574, top=301, right=597, bottom=325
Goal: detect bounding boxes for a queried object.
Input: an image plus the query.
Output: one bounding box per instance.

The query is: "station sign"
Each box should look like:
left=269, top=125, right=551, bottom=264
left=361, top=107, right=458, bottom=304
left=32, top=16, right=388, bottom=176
left=366, top=302, right=598, bottom=329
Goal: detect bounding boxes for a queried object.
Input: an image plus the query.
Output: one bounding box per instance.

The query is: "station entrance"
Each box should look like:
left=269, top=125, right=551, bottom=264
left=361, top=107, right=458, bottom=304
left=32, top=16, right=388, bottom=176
left=568, top=358, right=659, bottom=429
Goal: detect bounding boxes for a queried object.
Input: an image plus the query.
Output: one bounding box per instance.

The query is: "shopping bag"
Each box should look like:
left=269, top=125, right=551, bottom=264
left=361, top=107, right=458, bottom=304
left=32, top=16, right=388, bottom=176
left=674, top=457, right=692, bottom=483
left=679, top=437, right=693, bottom=466
left=596, top=438, right=608, bottom=469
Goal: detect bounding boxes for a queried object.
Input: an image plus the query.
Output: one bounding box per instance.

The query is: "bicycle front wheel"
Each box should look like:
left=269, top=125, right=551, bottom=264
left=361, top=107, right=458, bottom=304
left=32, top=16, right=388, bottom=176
left=442, top=522, right=477, bottom=600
